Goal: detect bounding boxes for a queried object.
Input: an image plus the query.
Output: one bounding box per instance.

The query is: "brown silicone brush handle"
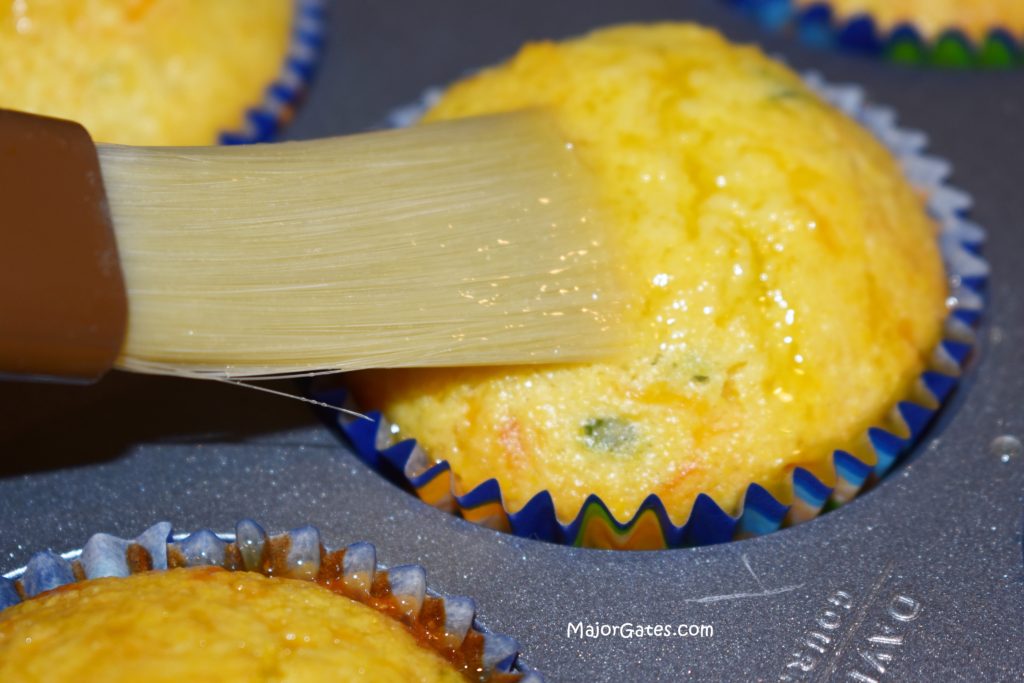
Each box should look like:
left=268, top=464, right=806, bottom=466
left=0, top=109, right=127, bottom=382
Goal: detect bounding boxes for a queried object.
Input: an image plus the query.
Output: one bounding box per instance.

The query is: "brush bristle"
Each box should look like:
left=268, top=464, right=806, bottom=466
left=97, top=112, right=625, bottom=378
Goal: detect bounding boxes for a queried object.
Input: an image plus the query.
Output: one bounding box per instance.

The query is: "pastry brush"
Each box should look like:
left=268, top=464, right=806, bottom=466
left=0, top=109, right=623, bottom=382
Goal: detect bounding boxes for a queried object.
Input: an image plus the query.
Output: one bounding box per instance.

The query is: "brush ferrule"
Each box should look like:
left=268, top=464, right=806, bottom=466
left=0, top=109, right=127, bottom=382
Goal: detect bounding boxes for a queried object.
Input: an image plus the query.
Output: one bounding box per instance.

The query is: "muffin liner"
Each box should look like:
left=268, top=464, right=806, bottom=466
left=725, top=0, right=1023, bottom=67
left=0, top=520, right=542, bottom=682
left=313, top=73, right=988, bottom=551
left=217, top=0, right=327, bottom=144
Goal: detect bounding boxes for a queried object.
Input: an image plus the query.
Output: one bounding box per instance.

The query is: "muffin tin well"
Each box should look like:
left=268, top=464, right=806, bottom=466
left=2, top=521, right=541, bottom=682
left=314, top=71, right=987, bottom=550
left=723, top=0, right=1024, bottom=67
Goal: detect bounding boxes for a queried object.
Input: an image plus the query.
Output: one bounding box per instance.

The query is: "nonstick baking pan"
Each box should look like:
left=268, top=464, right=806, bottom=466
left=0, top=2, right=1021, bottom=681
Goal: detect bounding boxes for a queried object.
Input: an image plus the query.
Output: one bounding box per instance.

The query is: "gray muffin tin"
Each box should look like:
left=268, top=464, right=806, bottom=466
left=1, top=2, right=1021, bottom=681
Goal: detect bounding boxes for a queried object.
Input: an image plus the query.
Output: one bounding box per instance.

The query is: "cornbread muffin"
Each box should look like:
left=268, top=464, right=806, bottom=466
left=0, top=0, right=292, bottom=145
left=0, top=567, right=465, bottom=682
left=348, top=23, right=947, bottom=524
left=795, top=0, right=1024, bottom=42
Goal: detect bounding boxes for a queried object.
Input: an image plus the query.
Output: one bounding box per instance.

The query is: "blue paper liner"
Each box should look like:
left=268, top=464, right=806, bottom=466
left=314, top=73, right=988, bottom=551
left=0, top=521, right=542, bottom=682
left=724, top=0, right=1023, bottom=67
left=217, top=0, right=327, bottom=144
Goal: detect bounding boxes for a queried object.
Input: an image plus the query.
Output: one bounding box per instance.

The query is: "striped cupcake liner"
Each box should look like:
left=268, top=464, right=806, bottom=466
left=313, top=73, right=988, bottom=551
left=0, top=521, right=542, bottom=682
left=724, top=0, right=1023, bottom=67
left=217, top=0, right=327, bottom=144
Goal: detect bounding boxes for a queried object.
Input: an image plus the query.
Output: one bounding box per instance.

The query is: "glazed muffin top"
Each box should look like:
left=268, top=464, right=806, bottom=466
left=0, top=567, right=467, bottom=683
left=0, top=0, right=292, bottom=144
left=347, top=23, right=947, bottom=524
left=794, top=0, right=1024, bottom=41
